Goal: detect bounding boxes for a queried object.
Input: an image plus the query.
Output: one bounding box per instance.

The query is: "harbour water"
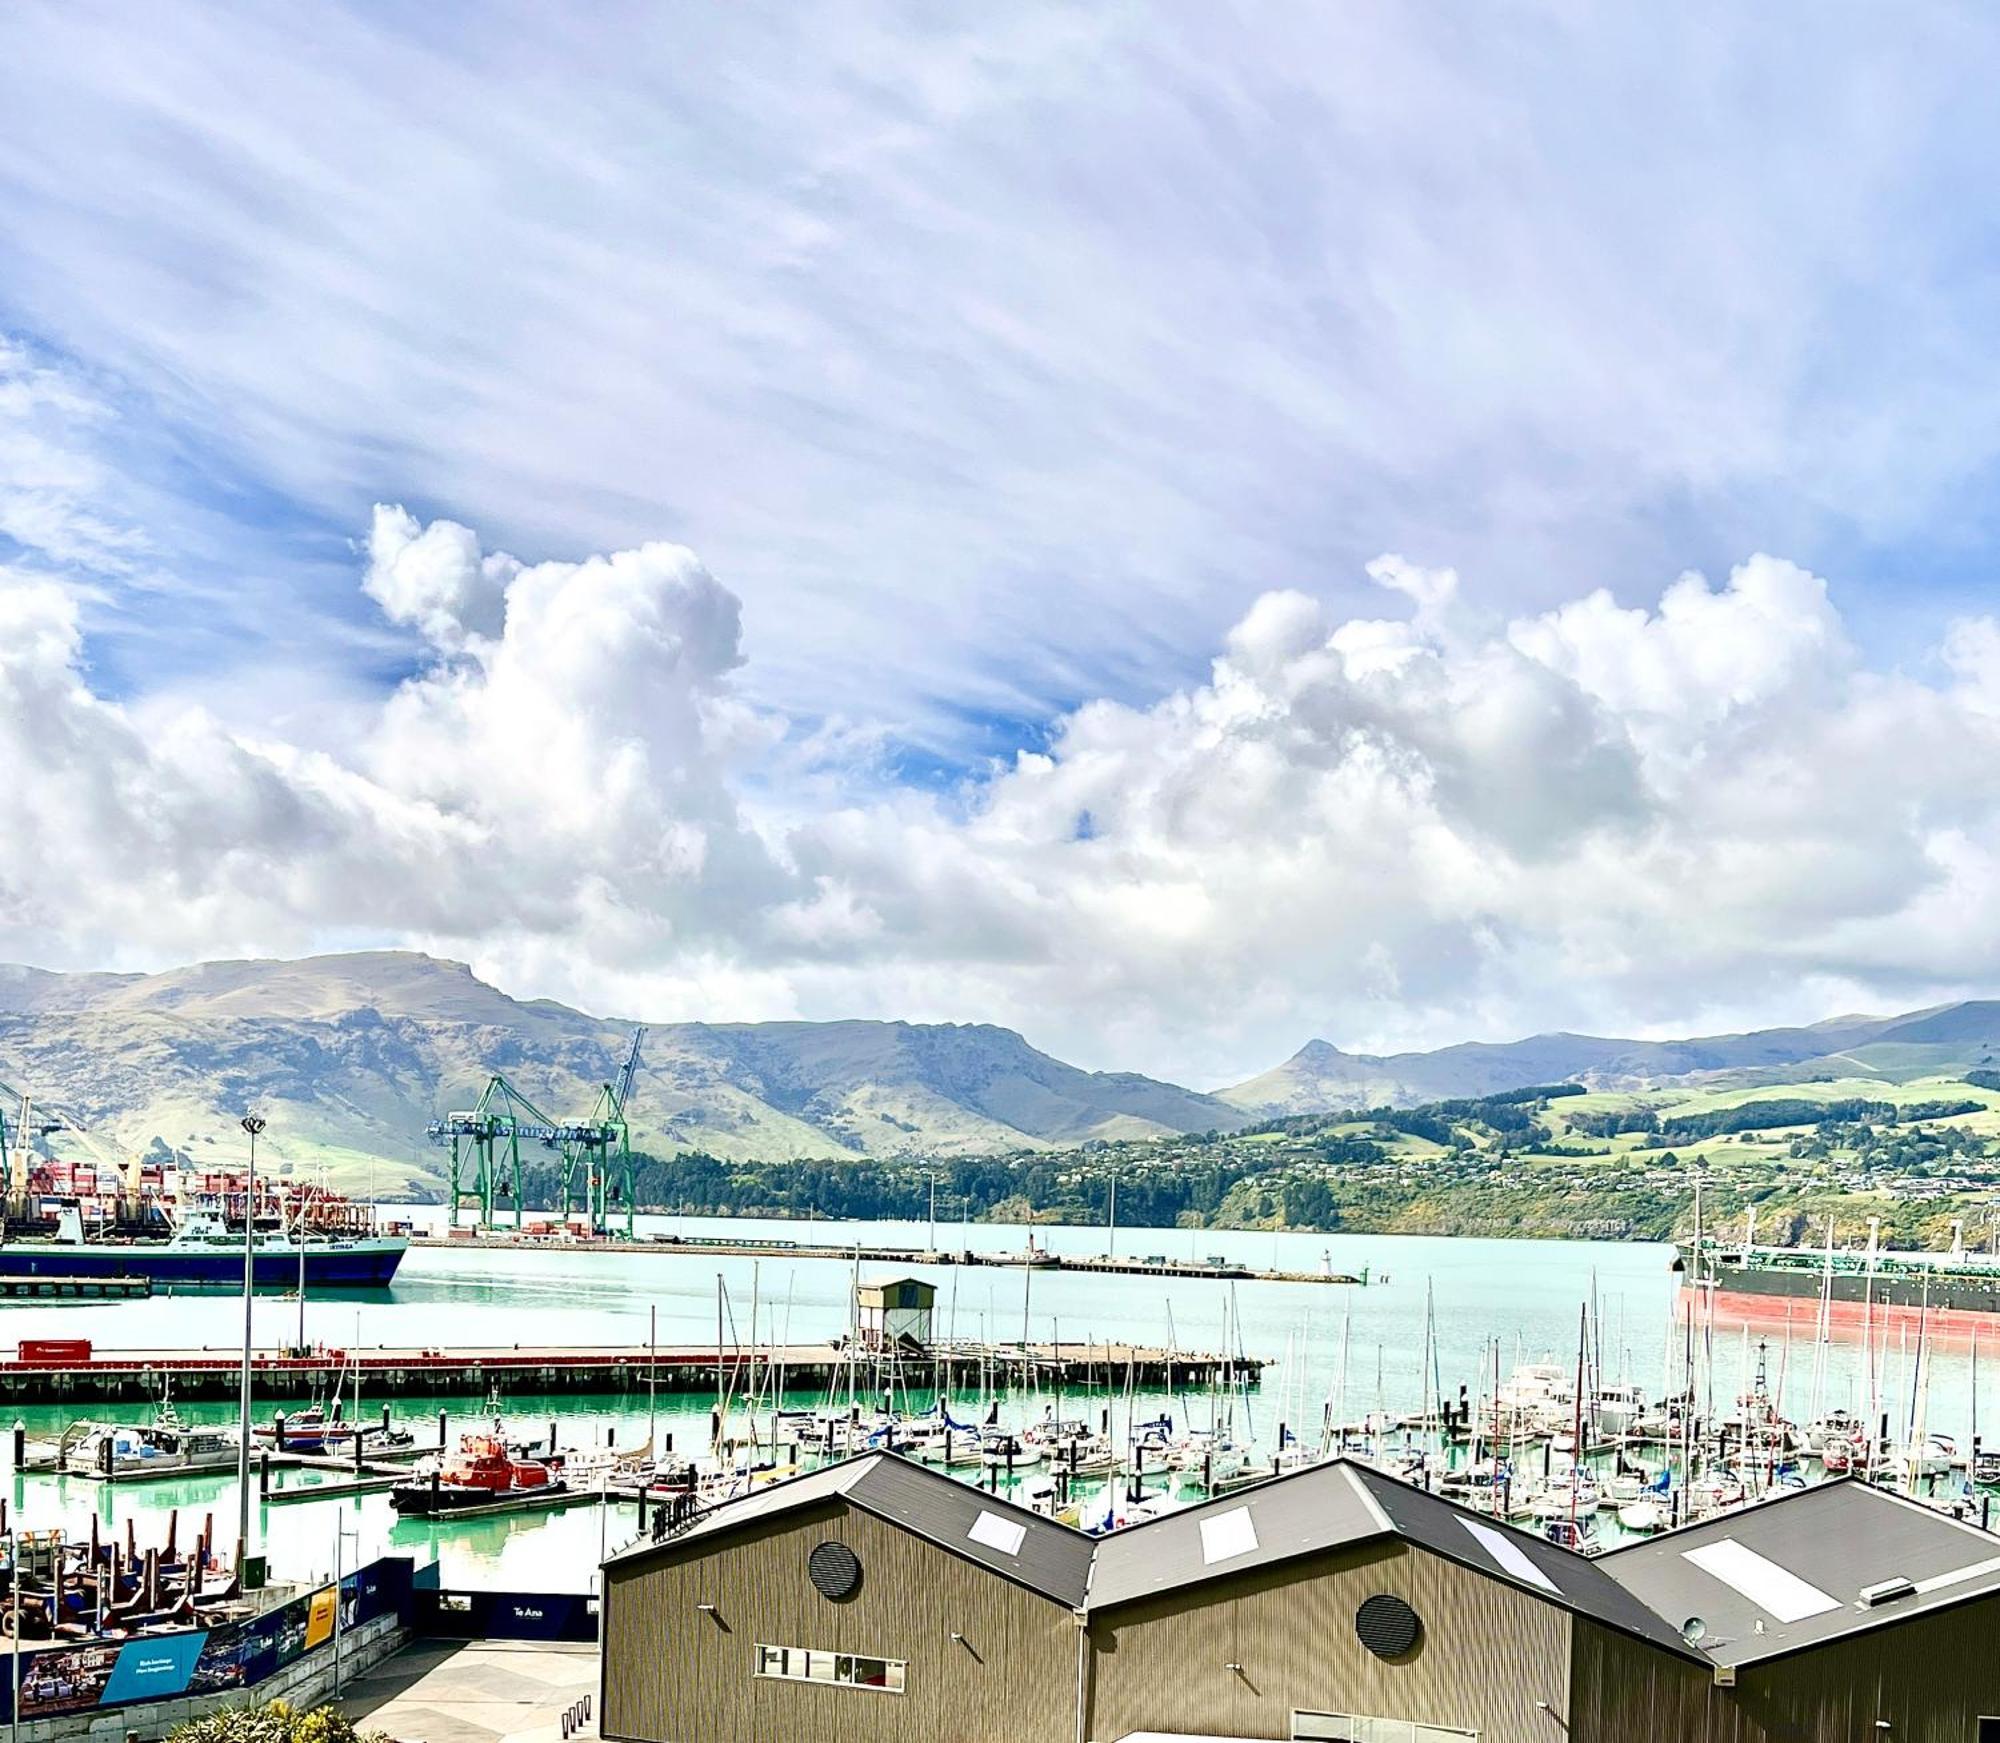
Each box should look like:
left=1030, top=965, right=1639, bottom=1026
left=2, top=1213, right=1989, bottom=1592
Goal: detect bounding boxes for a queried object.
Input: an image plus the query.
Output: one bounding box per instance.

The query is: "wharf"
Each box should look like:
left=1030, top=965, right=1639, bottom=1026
left=0, top=1338, right=1262, bottom=1404
left=416, top=1232, right=1363, bottom=1286
left=0, top=1273, right=151, bottom=1301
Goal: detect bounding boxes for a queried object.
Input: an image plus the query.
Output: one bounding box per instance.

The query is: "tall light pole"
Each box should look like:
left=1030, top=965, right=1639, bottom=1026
left=237, top=1114, right=265, bottom=1574
left=9, top=1529, right=20, bottom=1743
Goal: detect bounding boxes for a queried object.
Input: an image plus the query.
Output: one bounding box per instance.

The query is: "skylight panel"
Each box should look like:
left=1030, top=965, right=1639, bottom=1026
left=968, top=1510, right=1026, bottom=1556
left=1682, top=1540, right=1840, bottom=1623
left=1199, top=1506, right=1259, bottom=1565
left=1460, top=1518, right=1559, bottom=1594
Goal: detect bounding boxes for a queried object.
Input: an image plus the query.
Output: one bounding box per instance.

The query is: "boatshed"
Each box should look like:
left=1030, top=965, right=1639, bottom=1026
left=1589, top=1477, right=2000, bottom=1740
left=854, top=1277, right=934, bottom=1351
left=600, top=1456, right=2000, bottom=1743
left=601, top=1456, right=1085, bottom=1743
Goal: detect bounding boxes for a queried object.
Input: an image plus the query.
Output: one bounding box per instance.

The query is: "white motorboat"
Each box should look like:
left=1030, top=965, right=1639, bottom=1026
left=1616, top=1499, right=1669, bottom=1535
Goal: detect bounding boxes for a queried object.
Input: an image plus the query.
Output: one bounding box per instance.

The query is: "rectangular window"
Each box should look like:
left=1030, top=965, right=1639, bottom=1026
left=755, top=1644, right=906, bottom=1694
left=1293, top=1714, right=1477, bottom=1743
left=1977, top=1720, right=2000, bottom=1743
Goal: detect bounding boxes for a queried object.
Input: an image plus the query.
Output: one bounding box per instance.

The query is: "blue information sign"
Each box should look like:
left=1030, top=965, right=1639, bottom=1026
left=102, top=1632, right=209, bottom=1705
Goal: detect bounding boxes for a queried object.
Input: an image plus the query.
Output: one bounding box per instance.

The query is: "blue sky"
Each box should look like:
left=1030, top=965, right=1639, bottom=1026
left=5, top=3, right=2000, bottom=1082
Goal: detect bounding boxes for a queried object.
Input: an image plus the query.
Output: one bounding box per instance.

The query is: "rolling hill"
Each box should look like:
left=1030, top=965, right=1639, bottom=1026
left=9, top=950, right=2000, bottom=1199
left=1218, top=1005, right=2000, bottom=1116
left=0, top=953, right=1243, bottom=1197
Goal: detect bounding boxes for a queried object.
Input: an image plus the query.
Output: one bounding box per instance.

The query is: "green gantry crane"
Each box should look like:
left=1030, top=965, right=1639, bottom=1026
left=429, top=1027, right=645, bottom=1236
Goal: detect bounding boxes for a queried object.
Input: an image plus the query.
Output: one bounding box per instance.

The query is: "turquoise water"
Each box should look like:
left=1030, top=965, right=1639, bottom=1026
left=1, top=1214, right=1987, bottom=1591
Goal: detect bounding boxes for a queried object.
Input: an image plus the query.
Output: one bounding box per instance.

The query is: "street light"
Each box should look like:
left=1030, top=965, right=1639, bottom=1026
left=8, top=1528, right=20, bottom=1743
left=237, top=1114, right=265, bottom=1573
left=332, top=1515, right=358, bottom=1702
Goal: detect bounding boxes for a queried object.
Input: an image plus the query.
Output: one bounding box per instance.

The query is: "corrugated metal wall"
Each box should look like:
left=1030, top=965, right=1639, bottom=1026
left=1572, top=1600, right=2000, bottom=1743
left=1085, top=1540, right=1573, bottom=1743
left=601, top=1498, right=1079, bottom=1743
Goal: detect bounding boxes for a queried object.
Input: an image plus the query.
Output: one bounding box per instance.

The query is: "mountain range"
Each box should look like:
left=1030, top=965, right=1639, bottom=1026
left=1214, top=1005, right=2000, bottom=1115
left=0, top=953, right=1240, bottom=1196
left=4, top=951, right=2000, bottom=1197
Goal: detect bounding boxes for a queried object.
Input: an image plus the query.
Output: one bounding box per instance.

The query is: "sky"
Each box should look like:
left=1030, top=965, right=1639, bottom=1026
left=5, top=2, right=2000, bottom=1087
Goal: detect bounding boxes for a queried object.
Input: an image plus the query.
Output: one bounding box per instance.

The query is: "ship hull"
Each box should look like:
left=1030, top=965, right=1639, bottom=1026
left=0, top=1242, right=406, bottom=1288
left=390, top=1482, right=574, bottom=1517
left=1683, top=1261, right=2000, bottom=1341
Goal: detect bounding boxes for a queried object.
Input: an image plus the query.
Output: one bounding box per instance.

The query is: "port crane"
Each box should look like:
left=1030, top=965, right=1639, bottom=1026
left=560, top=1025, right=645, bottom=1238
left=429, top=1027, right=645, bottom=1236
left=0, top=1075, right=152, bottom=1229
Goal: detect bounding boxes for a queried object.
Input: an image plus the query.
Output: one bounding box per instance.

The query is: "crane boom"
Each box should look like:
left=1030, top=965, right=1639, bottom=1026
left=613, top=1027, right=646, bottom=1116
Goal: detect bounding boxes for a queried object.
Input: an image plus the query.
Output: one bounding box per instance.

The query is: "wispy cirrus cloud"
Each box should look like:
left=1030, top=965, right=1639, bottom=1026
left=5, top=3, right=2000, bottom=754
left=7, top=6, right=2000, bottom=1073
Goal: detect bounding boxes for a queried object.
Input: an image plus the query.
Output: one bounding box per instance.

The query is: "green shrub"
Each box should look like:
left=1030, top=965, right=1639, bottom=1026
left=168, top=1700, right=389, bottom=1743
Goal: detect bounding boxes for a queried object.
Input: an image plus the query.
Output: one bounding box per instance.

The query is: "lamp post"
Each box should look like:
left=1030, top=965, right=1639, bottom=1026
left=9, top=1528, right=20, bottom=1743
left=332, top=1515, right=358, bottom=1701
left=237, top=1114, right=265, bottom=1573
left=295, top=1175, right=308, bottom=1353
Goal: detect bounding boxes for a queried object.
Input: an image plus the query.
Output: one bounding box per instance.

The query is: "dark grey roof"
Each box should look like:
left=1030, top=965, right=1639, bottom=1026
left=611, top=1454, right=2000, bottom=1667
left=1088, top=1460, right=1694, bottom=1654
left=604, top=1453, right=1095, bottom=1608
left=1344, top=1461, right=1693, bottom=1654
left=842, top=1454, right=1096, bottom=1606
left=1597, top=1478, right=2000, bottom=1666
left=1087, top=1461, right=1386, bottom=1609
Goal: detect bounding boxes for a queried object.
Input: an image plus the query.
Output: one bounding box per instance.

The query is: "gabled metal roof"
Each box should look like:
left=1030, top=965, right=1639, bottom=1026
left=1341, top=1460, right=1693, bottom=1654
left=606, top=1454, right=2000, bottom=1669
left=1086, top=1462, right=1387, bottom=1610
left=843, top=1454, right=1097, bottom=1606
left=1086, top=1460, right=1695, bottom=1654
left=603, top=1453, right=1096, bottom=1607
left=1597, top=1478, right=2000, bottom=1666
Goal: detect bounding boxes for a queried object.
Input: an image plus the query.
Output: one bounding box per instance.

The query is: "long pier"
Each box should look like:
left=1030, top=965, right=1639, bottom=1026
left=0, top=1274, right=151, bottom=1302
left=0, top=1338, right=1263, bottom=1404
left=416, top=1231, right=1363, bottom=1287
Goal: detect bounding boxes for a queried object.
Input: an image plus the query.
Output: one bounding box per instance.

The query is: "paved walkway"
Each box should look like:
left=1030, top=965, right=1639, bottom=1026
left=340, top=1640, right=599, bottom=1743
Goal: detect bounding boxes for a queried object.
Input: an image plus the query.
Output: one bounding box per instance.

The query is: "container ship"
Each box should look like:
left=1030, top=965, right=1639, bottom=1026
left=1678, top=1215, right=2000, bottom=1335
left=0, top=1157, right=406, bottom=1289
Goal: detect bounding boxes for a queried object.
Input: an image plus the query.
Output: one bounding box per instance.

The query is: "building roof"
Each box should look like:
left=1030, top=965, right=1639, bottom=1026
left=1597, top=1478, right=2000, bottom=1667
left=605, top=1455, right=2000, bottom=1670
left=1085, top=1460, right=1386, bottom=1609
left=1087, top=1460, right=1693, bottom=1653
left=605, top=1453, right=1096, bottom=1608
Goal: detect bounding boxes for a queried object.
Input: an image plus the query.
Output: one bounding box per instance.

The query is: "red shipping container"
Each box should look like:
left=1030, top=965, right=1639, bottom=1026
left=19, top=1338, right=91, bottom=1364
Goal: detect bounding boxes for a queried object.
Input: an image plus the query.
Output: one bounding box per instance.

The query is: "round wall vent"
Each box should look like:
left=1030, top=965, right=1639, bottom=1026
left=807, top=1540, right=863, bottom=1602
left=1354, top=1592, right=1422, bottom=1659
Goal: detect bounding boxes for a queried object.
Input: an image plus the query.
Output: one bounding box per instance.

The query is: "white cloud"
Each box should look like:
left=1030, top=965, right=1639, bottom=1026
left=13, top=509, right=2000, bottom=1085
left=362, top=506, right=512, bottom=654
left=4, top=4, right=2000, bottom=745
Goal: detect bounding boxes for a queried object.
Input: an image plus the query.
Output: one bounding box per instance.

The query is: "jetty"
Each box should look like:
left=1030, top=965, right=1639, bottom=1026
left=415, top=1230, right=1365, bottom=1286
left=0, top=1273, right=151, bottom=1301
left=0, top=1336, right=1263, bottom=1404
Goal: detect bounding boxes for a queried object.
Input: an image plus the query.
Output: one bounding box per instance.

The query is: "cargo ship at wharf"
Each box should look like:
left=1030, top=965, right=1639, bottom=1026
left=0, top=1334, right=1263, bottom=1404
left=1678, top=1210, right=2000, bottom=1336
left=0, top=1086, right=407, bottom=1287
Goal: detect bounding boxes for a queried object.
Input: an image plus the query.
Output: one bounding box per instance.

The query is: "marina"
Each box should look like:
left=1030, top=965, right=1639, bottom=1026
left=1, top=1212, right=2000, bottom=1733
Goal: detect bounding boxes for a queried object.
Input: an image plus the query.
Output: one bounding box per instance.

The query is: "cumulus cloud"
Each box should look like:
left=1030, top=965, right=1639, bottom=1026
left=0, top=509, right=782, bottom=975
left=362, top=507, right=513, bottom=653
left=5, top=512, right=2000, bottom=1084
